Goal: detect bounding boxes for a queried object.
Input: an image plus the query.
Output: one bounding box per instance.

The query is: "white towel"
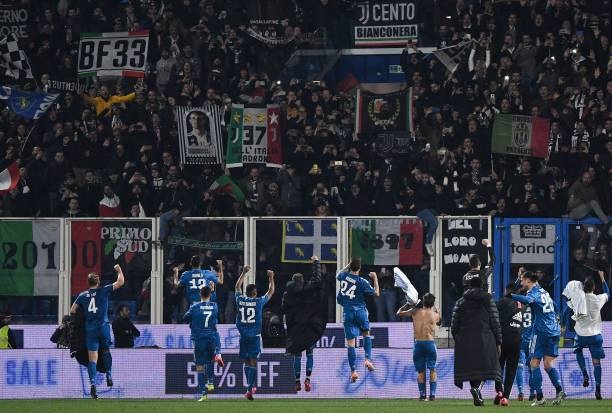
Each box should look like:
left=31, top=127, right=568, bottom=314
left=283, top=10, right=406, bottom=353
left=393, top=267, right=420, bottom=306
left=562, top=280, right=587, bottom=320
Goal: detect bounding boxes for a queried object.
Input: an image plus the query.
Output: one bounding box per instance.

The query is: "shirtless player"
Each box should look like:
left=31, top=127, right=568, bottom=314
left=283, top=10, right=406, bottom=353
left=397, top=293, right=441, bottom=401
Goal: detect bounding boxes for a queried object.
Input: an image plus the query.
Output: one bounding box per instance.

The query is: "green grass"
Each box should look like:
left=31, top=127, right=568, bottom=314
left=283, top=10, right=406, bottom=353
left=2, top=399, right=611, bottom=413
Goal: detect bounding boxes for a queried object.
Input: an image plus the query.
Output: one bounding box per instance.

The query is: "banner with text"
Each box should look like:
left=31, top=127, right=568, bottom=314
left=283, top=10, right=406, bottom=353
left=0, top=220, right=60, bottom=296
left=78, top=31, right=149, bottom=78
left=226, top=104, right=283, bottom=168
left=441, top=218, right=489, bottom=266
left=0, top=5, right=29, bottom=38
left=350, top=218, right=423, bottom=265
left=70, top=220, right=152, bottom=294
left=176, top=105, right=223, bottom=165
left=354, top=1, right=418, bottom=47
left=510, top=224, right=556, bottom=264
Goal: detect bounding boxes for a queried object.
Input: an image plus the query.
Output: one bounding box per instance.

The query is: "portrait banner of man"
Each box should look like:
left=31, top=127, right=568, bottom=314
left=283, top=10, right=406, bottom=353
left=176, top=105, right=223, bottom=165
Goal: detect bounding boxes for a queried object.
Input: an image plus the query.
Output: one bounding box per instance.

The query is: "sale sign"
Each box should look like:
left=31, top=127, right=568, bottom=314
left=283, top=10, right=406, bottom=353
left=77, top=31, right=149, bottom=78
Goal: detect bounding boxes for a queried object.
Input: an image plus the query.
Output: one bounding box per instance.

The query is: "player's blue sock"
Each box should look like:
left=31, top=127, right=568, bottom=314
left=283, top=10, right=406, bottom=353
left=293, top=355, right=302, bottom=380
left=102, top=352, right=112, bottom=379
left=516, top=363, right=524, bottom=393
left=244, top=365, right=250, bottom=389
left=530, top=366, right=543, bottom=395
left=364, top=336, right=372, bottom=360
left=545, top=367, right=562, bottom=392
left=87, top=362, right=97, bottom=385
left=198, top=369, right=206, bottom=395
left=429, top=380, right=437, bottom=397
left=347, top=346, right=357, bottom=372
left=576, top=351, right=587, bottom=374
left=306, top=350, right=314, bottom=377
left=417, top=381, right=426, bottom=398
left=593, top=363, right=602, bottom=386
left=204, top=361, right=213, bottom=386
left=249, top=365, right=258, bottom=390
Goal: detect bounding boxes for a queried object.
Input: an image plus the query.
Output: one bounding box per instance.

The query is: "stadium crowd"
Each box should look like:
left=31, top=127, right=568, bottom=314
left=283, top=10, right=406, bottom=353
left=0, top=1, right=611, bottom=323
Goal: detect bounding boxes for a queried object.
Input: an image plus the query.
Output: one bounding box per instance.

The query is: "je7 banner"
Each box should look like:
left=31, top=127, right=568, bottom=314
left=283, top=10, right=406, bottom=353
left=492, top=114, right=550, bottom=158
left=350, top=218, right=423, bottom=265
left=0, top=220, right=60, bottom=296
left=78, top=31, right=149, bottom=78
left=226, top=104, right=283, bottom=168
left=70, top=220, right=152, bottom=294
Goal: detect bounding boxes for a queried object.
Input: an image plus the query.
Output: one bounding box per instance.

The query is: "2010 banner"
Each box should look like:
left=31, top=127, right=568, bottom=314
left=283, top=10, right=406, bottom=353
left=77, top=31, right=149, bottom=78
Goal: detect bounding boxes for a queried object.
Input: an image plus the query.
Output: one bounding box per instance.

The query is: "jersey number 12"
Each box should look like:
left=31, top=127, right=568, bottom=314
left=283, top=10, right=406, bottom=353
left=239, top=307, right=255, bottom=324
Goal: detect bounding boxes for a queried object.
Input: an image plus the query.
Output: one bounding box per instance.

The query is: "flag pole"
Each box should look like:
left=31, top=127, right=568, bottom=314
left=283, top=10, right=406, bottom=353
left=18, top=123, right=36, bottom=158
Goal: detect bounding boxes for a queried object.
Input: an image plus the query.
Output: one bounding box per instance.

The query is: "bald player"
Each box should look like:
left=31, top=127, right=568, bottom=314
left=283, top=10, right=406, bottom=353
left=397, top=293, right=441, bottom=401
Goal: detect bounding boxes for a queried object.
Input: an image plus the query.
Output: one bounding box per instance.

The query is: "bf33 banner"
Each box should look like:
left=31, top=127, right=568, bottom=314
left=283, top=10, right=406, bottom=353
left=78, top=31, right=149, bottom=78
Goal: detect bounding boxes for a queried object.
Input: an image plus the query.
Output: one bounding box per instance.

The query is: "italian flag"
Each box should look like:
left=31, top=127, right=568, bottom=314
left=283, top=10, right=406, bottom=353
left=492, top=114, right=550, bottom=158
left=0, top=162, right=19, bottom=193
left=350, top=219, right=423, bottom=265
left=0, top=221, right=59, bottom=296
left=208, top=175, right=245, bottom=202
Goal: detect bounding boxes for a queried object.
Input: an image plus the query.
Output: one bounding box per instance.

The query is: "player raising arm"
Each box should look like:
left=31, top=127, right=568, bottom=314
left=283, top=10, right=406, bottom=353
left=397, top=293, right=440, bottom=401
left=235, top=265, right=275, bottom=400
left=337, top=256, right=379, bottom=383
left=70, top=264, right=125, bottom=399
left=511, top=271, right=565, bottom=406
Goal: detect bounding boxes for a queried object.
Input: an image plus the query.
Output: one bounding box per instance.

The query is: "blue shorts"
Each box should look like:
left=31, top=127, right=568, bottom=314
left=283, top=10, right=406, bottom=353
left=518, top=340, right=531, bottom=366
left=193, top=337, right=216, bottom=366
left=530, top=334, right=559, bottom=359
left=85, top=324, right=112, bottom=352
left=343, top=308, right=370, bottom=340
left=239, top=335, right=262, bottom=360
left=574, top=334, right=605, bottom=360
left=413, top=340, right=437, bottom=372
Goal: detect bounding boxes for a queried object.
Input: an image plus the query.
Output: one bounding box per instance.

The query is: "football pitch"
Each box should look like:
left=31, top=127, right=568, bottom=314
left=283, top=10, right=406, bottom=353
left=3, top=399, right=612, bottom=413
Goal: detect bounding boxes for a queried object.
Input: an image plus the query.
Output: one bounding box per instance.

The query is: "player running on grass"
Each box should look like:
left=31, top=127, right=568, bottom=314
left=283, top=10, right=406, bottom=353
left=397, top=293, right=440, bottom=401
left=336, top=256, right=380, bottom=382
left=235, top=265, right=275, bottom=400
left=174, top=255, right=225, bottom=379
left=511, top=271, right=566, bottom=406
left=71, top=264, right=125, bottom=399
left=184, top=285, right=219, bottom=402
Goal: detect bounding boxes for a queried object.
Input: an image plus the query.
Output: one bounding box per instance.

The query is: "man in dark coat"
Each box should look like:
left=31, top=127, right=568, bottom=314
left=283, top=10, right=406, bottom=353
left=451, top=276, right=502, bottom=406
left=282, top=255, right=328, bottom=392
left=494, top=283, right=523, bottom=406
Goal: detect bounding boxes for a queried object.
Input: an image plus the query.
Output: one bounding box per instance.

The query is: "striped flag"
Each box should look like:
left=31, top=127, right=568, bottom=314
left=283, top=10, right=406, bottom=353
left=350, top=218, right=423, bottom=265
left=0, top=161, right=19, bottom=193
left=176, top=104, right=223, bottom=165
left=492, top=114, right=550, bottom=158
left=431, top=40, right=472, bottom=73
left=0, top=32, right=33, bottom=79
left=208, top=175, right=245, bottom=202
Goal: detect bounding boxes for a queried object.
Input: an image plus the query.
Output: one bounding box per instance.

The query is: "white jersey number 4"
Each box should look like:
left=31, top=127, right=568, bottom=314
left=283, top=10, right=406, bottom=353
left=88, top=297, right=98, bottom=313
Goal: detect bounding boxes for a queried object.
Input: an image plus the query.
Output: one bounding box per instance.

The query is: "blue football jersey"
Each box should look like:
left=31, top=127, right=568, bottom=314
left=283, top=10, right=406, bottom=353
left=521, top=305, right=534, bottom=343
left=184, top=300, right=219, bottom=340
left=74, top=284, right=113, bottom=331
left=235, top=293, right=269, bottom=337
left=180, top=269, right=219, bottom=305
left=336, top=271, right=375, bottom=310
left=521, top=285, right=560, bottom=337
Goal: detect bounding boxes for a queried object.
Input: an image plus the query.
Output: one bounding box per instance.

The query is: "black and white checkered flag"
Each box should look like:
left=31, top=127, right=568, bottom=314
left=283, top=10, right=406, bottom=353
left=0, top=32, right=33, bottom=80
left=432, top=40, right=473, bottom=74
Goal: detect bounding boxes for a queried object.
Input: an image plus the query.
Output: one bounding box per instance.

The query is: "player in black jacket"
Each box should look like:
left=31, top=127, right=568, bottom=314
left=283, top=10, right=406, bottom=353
left=494, top=282, right=523, bottom=406
left=462, top=239, right=495, bottom=291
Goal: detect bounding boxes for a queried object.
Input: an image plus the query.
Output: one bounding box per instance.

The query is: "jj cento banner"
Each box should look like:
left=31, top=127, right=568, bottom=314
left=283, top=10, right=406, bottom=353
left=354, top=1, right=419, bottom=47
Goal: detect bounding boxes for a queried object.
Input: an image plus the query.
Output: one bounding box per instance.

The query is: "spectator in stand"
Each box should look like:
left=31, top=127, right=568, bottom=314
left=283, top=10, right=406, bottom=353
left=568, top=172, right=610, bottom=231
left=112, top=305, right=141, bottom=348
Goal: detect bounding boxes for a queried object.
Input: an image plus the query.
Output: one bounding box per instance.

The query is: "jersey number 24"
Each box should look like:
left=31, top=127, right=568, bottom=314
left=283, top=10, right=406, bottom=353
left=340, top=281, right=356, bottom=299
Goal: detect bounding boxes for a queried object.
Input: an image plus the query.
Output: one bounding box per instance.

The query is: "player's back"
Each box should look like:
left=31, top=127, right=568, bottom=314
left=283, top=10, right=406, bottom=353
left=76, top=284, right=113, bottom=331
left=336, top=271, right=373, bottom=311
left=235, top=294, right=269, bottom=337
left=528, top=285, right=560, bottom=337
left=187, top=301, right=219, bottom=340
left=181, top=269, right=219, bottom=304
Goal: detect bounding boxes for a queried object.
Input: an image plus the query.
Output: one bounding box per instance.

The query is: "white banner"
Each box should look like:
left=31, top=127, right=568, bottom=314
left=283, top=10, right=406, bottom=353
left=77, top=31, right=149, bottom=78
left=176, top=105, right=223, bottom=165
left=510, top=224, right=556, bottom=264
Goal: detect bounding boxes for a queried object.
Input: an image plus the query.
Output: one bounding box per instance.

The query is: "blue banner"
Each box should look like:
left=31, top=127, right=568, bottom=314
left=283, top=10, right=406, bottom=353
left=0, top=86, right=58, bottom=119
